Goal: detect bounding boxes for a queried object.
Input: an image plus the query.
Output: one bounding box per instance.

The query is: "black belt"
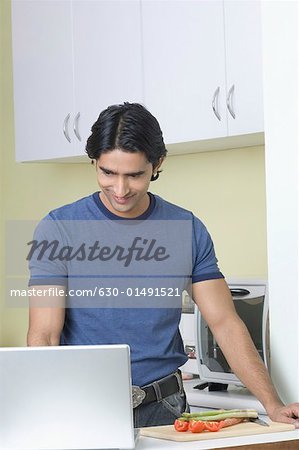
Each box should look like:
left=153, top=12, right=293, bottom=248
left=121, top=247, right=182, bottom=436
left=132, top=371, right=182, bottom=408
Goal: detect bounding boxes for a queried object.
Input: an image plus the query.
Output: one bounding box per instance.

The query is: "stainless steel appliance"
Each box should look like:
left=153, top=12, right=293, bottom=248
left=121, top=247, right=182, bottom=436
left=180, top=280, right=269, bottom=387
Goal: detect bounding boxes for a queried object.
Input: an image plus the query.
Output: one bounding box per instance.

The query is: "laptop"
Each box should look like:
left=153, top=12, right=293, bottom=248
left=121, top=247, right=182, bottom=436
left=0, top=345, right=137, bottom=450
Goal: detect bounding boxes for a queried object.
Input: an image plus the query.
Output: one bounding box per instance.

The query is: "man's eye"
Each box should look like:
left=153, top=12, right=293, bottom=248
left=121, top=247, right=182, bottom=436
left=102, top=170, right=112, bottom=176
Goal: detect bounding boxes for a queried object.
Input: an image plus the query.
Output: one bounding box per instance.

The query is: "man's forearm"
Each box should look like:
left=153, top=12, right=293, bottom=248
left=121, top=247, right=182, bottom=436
left=193, top=279, right=299, bottom=426
left=211, top=315, right=283, bottom=414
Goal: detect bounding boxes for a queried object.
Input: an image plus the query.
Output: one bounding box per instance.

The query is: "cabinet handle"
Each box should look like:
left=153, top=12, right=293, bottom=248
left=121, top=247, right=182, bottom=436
left=63, top=113, right=71, bottom=142
left=227, top=84, right=236, bottom=119
left=212, top=87, right=221, bottom=121
left=74, top=112, right=81, bottom=141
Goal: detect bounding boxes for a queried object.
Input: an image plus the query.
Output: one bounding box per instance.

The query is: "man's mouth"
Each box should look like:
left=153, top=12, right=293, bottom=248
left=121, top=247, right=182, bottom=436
left=112, top=194, right=133, bottom=205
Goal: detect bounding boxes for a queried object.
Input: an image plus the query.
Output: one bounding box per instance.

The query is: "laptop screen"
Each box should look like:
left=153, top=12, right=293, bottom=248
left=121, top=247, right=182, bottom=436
left=0, top=345, right=135, bottom=450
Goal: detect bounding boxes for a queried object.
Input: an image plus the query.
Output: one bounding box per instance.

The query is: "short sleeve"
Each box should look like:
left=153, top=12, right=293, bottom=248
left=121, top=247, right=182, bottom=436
left=192, top=215, right=224, bottom=283
left=28, top=215, right=68, bottom=286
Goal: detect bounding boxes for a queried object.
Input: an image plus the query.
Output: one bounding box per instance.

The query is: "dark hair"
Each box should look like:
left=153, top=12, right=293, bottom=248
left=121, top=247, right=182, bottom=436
left=85, top=102, right=167, bottom=180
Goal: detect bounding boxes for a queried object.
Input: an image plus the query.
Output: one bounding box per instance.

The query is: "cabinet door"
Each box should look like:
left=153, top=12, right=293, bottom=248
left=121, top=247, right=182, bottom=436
left=11, top=0, right=75, bottom=162
left=141, top=0, right=227, bottom=146
left=224, top=0, right=264, bottom=136
left=72, top=0, right=144, bottom=154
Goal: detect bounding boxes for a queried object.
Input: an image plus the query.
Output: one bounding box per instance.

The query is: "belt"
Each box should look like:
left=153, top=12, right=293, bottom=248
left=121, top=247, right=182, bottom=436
left=132, top=371, right=182, bottom=409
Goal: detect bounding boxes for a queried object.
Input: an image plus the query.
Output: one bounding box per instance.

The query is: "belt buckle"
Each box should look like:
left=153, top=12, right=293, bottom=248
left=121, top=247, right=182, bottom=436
left=132, top=385, right=146, bottom=408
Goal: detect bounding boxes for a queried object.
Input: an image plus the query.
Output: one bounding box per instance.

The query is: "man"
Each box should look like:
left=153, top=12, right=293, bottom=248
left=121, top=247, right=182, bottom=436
left=27, top=102, right=299, bottom=428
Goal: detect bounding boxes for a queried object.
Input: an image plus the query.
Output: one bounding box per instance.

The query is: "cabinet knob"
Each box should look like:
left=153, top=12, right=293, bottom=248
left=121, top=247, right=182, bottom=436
left=63, top=113, right=71, bottom=142
left=212, top=87, right=221, bottom=121
left=227, top=84, right=236, bottom=119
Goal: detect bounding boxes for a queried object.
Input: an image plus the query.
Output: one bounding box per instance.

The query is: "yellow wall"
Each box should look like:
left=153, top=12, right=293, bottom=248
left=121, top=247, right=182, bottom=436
left=159, top=147, right=267, bottom=280
left=0, top=1, right=267, bottom=346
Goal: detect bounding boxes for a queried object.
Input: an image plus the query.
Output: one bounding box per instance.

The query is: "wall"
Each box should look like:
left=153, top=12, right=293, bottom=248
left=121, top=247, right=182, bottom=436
left=0, top=0, right=267, bottom=346
left=262, top=0, right=299, bottom=404
left=0, top=0, right=7, bottom=345
left=157, top=147, right=267, bottom=280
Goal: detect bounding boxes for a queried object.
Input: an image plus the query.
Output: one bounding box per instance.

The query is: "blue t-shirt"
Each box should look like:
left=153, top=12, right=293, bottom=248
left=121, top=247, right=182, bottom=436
left=29, top=192, right=223, bottom=386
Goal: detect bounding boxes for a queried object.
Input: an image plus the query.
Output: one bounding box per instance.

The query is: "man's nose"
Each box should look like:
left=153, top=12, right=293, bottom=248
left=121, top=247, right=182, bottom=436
left=114, top=177, right=129, bottom=197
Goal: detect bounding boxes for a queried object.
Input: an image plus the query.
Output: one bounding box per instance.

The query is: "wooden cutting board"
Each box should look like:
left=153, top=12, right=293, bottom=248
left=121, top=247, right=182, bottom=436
left=140, top=420, right=295, bottom=442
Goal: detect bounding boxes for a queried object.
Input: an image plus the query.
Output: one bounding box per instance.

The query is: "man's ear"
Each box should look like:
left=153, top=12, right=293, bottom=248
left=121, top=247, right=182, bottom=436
left=151, top=157, right=165, bottom=181
left=155, top=157, right=165, bottom=171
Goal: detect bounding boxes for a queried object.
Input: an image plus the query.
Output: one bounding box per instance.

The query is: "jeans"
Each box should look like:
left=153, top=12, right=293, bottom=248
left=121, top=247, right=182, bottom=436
left=133, top=389, right=190, bottom=428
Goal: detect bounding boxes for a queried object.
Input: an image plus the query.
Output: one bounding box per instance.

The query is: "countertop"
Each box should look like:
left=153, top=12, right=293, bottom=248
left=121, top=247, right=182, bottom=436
left=135, top=429, right=299, bottom=450
left=183, top=378, right=267, bottom=414
left=134, top=379, right=299, bottom=449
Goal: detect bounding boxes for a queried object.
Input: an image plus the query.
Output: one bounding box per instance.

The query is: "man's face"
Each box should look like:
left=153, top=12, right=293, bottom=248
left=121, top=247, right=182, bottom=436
left=96, top=149, right=160, bottom=218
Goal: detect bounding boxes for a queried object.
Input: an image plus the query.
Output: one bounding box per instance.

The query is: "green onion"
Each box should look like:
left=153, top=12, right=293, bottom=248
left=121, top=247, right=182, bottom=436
left=178, top=408, right=258, bottom=422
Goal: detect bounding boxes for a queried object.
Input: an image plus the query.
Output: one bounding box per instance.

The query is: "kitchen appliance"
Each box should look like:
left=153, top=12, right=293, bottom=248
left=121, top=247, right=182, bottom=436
left=180, top=279, right=269, bottom=387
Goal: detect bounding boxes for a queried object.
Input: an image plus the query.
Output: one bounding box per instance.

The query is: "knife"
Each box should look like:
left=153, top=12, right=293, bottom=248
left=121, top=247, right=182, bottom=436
left=249, top=417, right=269, bottom=427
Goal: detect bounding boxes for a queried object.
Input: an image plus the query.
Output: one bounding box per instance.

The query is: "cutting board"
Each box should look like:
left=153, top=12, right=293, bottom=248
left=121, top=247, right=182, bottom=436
left=140, top=420, right=295, bottom=442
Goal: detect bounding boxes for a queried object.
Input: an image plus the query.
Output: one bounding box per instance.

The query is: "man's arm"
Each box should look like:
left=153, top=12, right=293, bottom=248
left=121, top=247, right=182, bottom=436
left=27, top=285, right=66, bottom=346
left=192, top=278, right=299, bottom=427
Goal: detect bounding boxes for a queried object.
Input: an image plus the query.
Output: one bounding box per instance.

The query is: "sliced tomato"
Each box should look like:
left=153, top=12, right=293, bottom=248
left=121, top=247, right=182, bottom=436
left=188, top=419, right=206, bottom=433
left=174, top=419, right=189, bottom=432
left=204, top=421, right=224, bottom=432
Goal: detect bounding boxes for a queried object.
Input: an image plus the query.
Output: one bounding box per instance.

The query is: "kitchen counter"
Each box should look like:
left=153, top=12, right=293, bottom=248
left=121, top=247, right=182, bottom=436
left=134, top=378, right=299, bottom=449
left=182, top=378, right=267, bottom=414
left=136, top=429, right=299, bottom=449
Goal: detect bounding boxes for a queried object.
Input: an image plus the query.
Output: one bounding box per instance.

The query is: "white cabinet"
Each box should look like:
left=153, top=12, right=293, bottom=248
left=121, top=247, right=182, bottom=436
left=141, top=0, right=227, bottom=145
left=141, top=0, right=263, bottom=146
left=11, top=0, right=143, bottom=162
left=71, top=1, right=143, bottom=150
left=224, top=0, right=263, bottom=136
left=11, top=1, right=75, bottom=161
left=11, top=0, right=263, bottom=162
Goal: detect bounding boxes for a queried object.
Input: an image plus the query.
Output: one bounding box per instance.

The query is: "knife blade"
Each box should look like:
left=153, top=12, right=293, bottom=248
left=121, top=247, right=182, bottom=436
left=249, top=417, right=269, bottom=427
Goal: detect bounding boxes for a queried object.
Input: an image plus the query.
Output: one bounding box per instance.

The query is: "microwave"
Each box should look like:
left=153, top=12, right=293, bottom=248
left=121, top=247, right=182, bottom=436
left=180, top=280, right=269, bottom=387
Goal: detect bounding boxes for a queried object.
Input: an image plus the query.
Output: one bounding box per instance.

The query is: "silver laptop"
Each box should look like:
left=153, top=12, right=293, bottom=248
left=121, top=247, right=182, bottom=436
left=0, top=345, right=137, bottom=450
